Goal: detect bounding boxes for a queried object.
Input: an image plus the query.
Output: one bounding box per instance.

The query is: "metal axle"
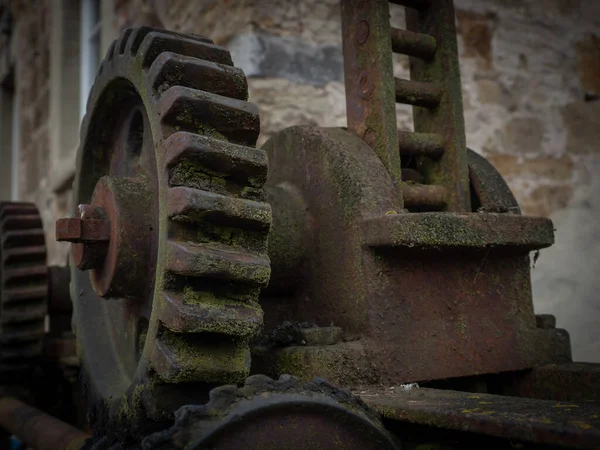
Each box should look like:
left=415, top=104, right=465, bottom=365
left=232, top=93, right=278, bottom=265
left=0, top=397, right=89, bottom=450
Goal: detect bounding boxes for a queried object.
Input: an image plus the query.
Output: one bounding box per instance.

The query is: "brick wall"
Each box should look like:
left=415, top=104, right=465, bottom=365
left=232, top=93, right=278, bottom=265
left=8, top=0, right=600, bottom=361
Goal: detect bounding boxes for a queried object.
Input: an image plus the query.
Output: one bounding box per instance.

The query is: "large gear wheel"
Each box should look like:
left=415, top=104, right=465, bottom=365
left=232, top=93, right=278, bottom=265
left=0, top=202, right=48, bottom=380
left=63, top=26, right=271, bottom=436
left=142, top=374, right=399, bottom=450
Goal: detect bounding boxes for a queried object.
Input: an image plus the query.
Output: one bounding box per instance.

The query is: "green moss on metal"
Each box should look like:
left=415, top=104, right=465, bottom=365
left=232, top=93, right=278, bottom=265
left=194, top=222, right=267, bottom=254
left=160, top=330, right=250, bottom=384
left=178, top=287, right=262, bottom=337
left=375, top=213, right=554, bottom=250
left=272, top=343, right=379, bottom=387
left=170, top=161, right=229, bottom=193
left=197, top=123, right=228, bottom=141
left=182, top=285, right=260, bottom=307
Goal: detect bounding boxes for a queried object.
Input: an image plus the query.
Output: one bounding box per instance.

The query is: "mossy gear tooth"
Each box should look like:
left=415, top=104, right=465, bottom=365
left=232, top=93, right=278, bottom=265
left=158, top=86, right=260, bottom=146
left=68, top=26, right=271, bottom=439
left=165, top=241, right=270, bottom=285
left=148, top=53, right=249, bottom=99
left=138, top=32, right=233, bottom=67
left=167, top=187, right=271, bottom=231
left=158, top=291, right=263, bottom=336
left=150, top=331, right=251, bottom=384
left=164, top=132, right=268, bottom=199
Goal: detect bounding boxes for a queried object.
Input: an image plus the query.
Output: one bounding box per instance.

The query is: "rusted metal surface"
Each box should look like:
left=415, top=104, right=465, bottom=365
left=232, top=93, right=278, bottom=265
left=362, top=212, right=554, bottom=250
left=397, top=130, right=444, bottom=159
left=401, top=0, right=471, bottom=212
left=142, top=375, right=398, bottom=449
left=261, top=126, right=561, bottom=385
left=0, top=396, right=90, bottom=450
left=55, top=217, right=110, bottom=243
left=468, top=148, right=521, bottom=214
left=58, top=26, right=271, bottom=439
left=0, top=202, right=48, bottom=380
left=395, top=78, right=442, bottom=108
left=490, top=363, right=600, bottom=403
left=359, top=386, right=600, bottom=449
left=402, top=183, right=448, bottom=209
left=341, top=0, right=402, bottom=201
left=390, top=27, right=437, bottom=59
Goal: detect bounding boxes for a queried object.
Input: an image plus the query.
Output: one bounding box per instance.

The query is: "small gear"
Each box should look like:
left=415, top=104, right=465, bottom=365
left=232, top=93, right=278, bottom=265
left=142, top=374, right=399, bottom=450
left=0, top=202, right=48, bottom=380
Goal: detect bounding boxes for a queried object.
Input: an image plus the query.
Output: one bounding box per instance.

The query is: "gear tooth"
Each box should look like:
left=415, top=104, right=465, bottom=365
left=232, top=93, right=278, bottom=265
left=2, top=229, right=45, bottom=248
left=148, top=52, right=248, bottom=100
left=166, top=241, right=270, bottom=286
left=164, top=132, right=267, bottom=200
left=0, top=322, right=46, bottom=343
left=137, top=31, right=230, bottom=68
left=117, top=28, right=133, bottom=55
left=168, top=187, right=271, bottom=231
left=2, top=302, right=46, bottom=322
left=244, top=374, right=275, bottom=387
left=2, top=246, right=46, bottom=264
left=208, top=384, right=239, bottom=402
left=150, top=331, right=250, bottom=384
left=0, top=341, right=43, bottom=359
left=105, top=39, right=117, bottom=62
left=0, top=203, right=38, bottom=219
left=158, top=86, right=260, bottom=146
left=125, top=26, right=213, bottom=56
left=1, top=214, right=43, bottom=230
left=2, top=286, right=47, bottom=306
left=158, top=291, right=262, bottom=337
left=3, top=265, right=47, bottom=283
left=96, top=60, right=105, bottom=79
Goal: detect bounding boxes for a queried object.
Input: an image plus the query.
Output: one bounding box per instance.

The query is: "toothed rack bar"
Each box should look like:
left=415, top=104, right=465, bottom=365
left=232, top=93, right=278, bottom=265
left=402, top=0, right=471, bottom=211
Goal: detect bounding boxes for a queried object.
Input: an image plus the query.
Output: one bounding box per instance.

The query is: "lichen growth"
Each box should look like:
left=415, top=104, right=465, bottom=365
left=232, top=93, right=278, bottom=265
left=195, top=222, right=268, bottom=255
left=160, top=330, right=251, bottom=384
left=170, top=161, right=231, bottom=196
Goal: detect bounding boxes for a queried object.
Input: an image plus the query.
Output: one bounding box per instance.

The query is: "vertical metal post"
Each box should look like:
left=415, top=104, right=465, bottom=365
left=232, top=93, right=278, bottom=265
left=341, top=0, right=403, bottom=206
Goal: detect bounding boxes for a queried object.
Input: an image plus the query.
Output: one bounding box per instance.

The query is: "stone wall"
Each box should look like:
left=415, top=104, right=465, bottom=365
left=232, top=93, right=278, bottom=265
left=11, top=0, right=50, bottom=201
left=8, top=0, right=600, bottom=361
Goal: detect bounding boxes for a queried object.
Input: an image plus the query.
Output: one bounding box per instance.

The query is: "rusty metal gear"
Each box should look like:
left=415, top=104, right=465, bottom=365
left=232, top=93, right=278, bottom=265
left=0, top=202, right=48, bottom=380
left=59, top=26, right=271, bottom=434
left=467, top=148, right=521, bottom=214
left=141, top=374, right=399, bottom=450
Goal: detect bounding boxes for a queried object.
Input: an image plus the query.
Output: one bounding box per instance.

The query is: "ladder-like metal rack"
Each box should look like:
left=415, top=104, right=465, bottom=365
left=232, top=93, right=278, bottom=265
left=341, top=0, right=470, bottom=212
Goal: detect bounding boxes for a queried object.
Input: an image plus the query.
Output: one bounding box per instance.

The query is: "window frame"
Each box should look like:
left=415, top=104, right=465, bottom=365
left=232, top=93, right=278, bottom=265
left=79, top=0, right=102, bottom=120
